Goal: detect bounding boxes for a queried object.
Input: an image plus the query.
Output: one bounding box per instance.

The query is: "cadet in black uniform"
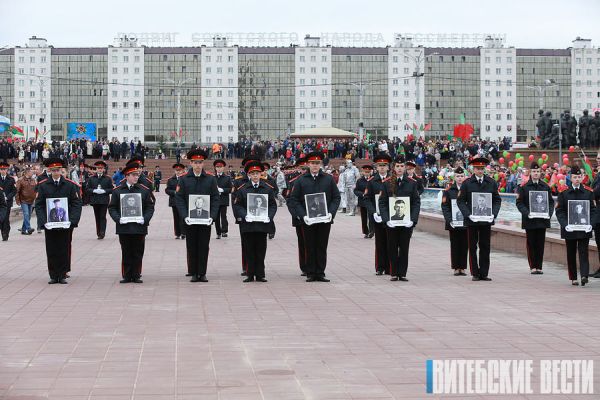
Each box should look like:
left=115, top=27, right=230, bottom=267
left=233, top=156, right=260, bottom=276
left=590, top=161, right=600, bottom=278
left=34, top=166, right=49, bottom=233
left=378, top=156, right=421, bottom=281
left=126, top=157, right=154, bottom=190
left=406, top=160, right=425, bottom=195
left=354, top=164, right=374, bottom=238
left=85, top=160, right=114, bottom=239
left=555, top=165, right=596, bottom=286
left=287, top=151, right=341, bottom=282
left=175, top=150, right=219, bottom=282
left=364, top=154, right=392, bottom=275
left=233, top=161, right=277, bottom=282
left=165, top=163, right=186, bottom=240
left=456, top=157, right=502, bottom=281
left=262, top=162, right=279, bottom=240
left=0, top=186, right=6, bottom=232
left=0, top=162, right=17, bottom=241
left=214, top=159, right=232, bottom=239
left=153, top=166, right=162, bottom=192
left=34, top=158, right=83, bottom=284
left=108, top=163, right=155, bottom=283
left=286, top=157, right=309, bottom=275
left=441, top=167, right=468, bottom=276
left=516, top=163, right=554, bottom=274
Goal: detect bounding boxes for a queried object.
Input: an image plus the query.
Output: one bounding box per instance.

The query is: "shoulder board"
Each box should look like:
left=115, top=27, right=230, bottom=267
left=263, top=181, right=274, bottom=189
left=138, top=183, right=150, bottom=191
left=559, top=186, right=569, bottom=193
left=289, top=175, right=300, bottom=183
left=38, top=178, right=49, bottom=185
left=235, top=183, right=246, bottom=191
left=407, top=176, right=416, bottom=182
left=366, top=176, right=373, bottom=181
left=583, top=184, right=592, bottom=191
left=382, top=177, right=392, bottom=183
left=205, top=171, right=214, bottom=176
left=64, top=178, right=81, bottom=187
left=444, top=183, right=452, bottom=190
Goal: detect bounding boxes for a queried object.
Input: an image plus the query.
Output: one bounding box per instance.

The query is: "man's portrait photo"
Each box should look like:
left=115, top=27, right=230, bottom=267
left=471, top=193, right=492, bottom=217
left=451, top=199, right=464, bottom=222
left=189, top=195, right=210, bottom=219
left=389, top=197, right=410, bottom=221
left=529, top=191, right=549, bottom=214
left=305, top=193, right=328, bottom=219
left=47, top=198, right=68, bottom=222
left=568, top=200, right=589, bottom=226
left=120, top=193, right=142, bottom=218
left=248, top=193, right=268, bottom=218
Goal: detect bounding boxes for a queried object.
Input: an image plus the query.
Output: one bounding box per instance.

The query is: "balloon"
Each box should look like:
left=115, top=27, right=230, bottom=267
left=557, top=174, right=565, bottom=180
left=505, top=153, right=511, bottom=159
left=542, top=153, right=548, bottom=160
left=502, top=150, right=508, bottom=157
left=542, top=163, right=548, bottom=169
left=569, top=146, right=575, bottom=152
left=500, top=188, right=505, bottom=192
left=553, top=163, right=559, bottom=169
left=563, top=158, right=570, bottom=165
left=559, top=179, right=565, bottom=185
left=508, top=161, right=514, bottom=167
left=493, top=173, right=499, bottom=180
left=515, top=153, right=521, bottom=159
left=498, top=157, right=505, bottom=164
left=518, top=160, right=524, bottom=167
left=528, top=155, right=534, bottom=161
left=538, top=158, right=544, bottom=166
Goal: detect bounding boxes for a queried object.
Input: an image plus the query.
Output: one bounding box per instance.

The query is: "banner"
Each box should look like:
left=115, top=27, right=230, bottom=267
left=67, top=122, right=97, bottom=141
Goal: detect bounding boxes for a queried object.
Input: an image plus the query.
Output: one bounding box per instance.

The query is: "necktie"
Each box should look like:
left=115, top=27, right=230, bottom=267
left=254, top=184, right=258, bottom=189
left=54, top=181, right=58, bottom=187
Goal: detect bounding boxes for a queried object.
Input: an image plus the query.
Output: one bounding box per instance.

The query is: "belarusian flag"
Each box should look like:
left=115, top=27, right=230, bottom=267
left=10, top=126, right=24, bottom=137
left=423, top=122, right=432, bottom=132
left=582, top=155, right=594, bottom=183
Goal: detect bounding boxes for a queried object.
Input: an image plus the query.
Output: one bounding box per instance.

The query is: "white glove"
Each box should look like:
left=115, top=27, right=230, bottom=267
left=468, top=215, right=477, bottom=222
left=136, top=217, right=145, bottom=225
left=449, top=222, right=455, bottom=229
left=218, top=187, right=224, bottom=193
left=119, top=218, right=127, bottom=224
left=184, top=217, right=192, bottom=225
left=565, top=225, right=574, bottom=232
left=404, top=221, right=414, bottom=228
left=92, top=189, right=101, bottom=194
left=303, top=216, right=314, bottom=225
left=585, top=225, right=592, bottom=233
left=207, top=218, right=213, bottom=225
left=326, top=213, right=332, bottom=222
left=527, top=213, right=534, bottom=219
left=373, top=213, right=382, bottom=223
left=245, top=215, right=255, bottom=223
left=263, top=217, right=270, bottom=223
left=97, top=189, right=106, bottom=194
left=386, top=220, right=395, bottom=228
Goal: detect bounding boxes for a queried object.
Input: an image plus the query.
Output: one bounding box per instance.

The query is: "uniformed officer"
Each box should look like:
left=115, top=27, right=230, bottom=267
left=165, top=163, right=186, bottom=240
left=555, top=165, right=596, bottom=286
left=85, top=160, right=114, bottom=239
left=126, top=156, right=154, bottom=190
left=108, top=163, right=155, bottom=283
left=0, top=186, right=6, bottom=233
left=456, top=157, right=502, bottom=281
left=233, top=160, right=277, bottom=282
left=406, top=160, right=425, bottom=195
left=34, top=158, right=83, bottom=284
left=287, top=151, right=341, bottom=282
left=515, top=163, right=554, bottom=274
left=174, top=149, right=219, bottom=282
left=34, top=164, right=49, bottom=233
left=214, top=159, right=232, bottom=239
left=441, top=167, right=468, bottom=276
left=0, top=162, right=17, bottom=241
left=262, top=162, right=279, bottom=239
left=378, top=156, right=421, bottom=281
left=590, top=159, right=600, bottom=278
left=354, top=164, right=374, bottom=238
left=286, top=157, right=309, bottom=275
left=364, top=153, right=392, bottom=275
left=153, top=166, right=162, bottom=192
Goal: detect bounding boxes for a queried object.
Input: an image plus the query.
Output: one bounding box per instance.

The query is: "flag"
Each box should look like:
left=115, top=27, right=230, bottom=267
left=10, top=125, right=24, bottom=137
left=423, top=122, right=432, bottom=132
left=419, top=124, right=424, bottom=132
left=453, top=114, right=474, bottom=141
left=35, top=127, right=39, bottom=141
left=582, top=155, right=594, bottom=182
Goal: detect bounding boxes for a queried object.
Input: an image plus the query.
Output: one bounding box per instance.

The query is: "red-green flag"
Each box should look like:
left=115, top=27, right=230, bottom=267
left=10, top=125, right=24, bottom=137
left=453, top=114, right=474, bottom=141
left=582, top=156, right=594, bottom=182
left=423, top=122, right=432, bottom=132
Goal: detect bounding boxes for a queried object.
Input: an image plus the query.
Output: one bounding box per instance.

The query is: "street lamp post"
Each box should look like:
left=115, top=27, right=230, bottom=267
left=163, top=77, right=193, bottom=146
left=345, top=80, right=375, bottom=139
left=404, top=51, right=437, bottom=138
left=525, top=78, right=558, bottom=141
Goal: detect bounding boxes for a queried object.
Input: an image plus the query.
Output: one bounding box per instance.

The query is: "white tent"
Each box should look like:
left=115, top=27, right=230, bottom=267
left=290, top=126, right=356, bottom=139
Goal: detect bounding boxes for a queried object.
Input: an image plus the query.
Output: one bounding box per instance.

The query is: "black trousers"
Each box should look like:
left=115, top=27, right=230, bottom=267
left=154, top=181, right=160, bottom=192
left=303, top=223, right=331, bottom=277
left=525, top=228, right=546, bottom=270
left=0, top=212, right=10, bottom=239
left=359, top=206, right=374, bottom=235
left=566, top=238, right=589, bottom=280
left=295, top=225, right=306, bottom=272
left=92, top=204, right=108, bottom=237
left=449, top=229, right=468, bottom=269
left=119, top=234, right=145, bottom=280
left=215, top=205, right=228, bottom=235
left=171, top=207, right=183, bottom=237
left=594, top=225, right=600, bottom=265
left=241, top=232, right=267, bottom=279
left=240, top=224, right=247, bottom=272
left=467, top=225, right=491, bottom=278
left=374, top=223, right=389, bottom=273
left=45, top=228, right=73, bottom=279
left=185, top=225, right=211, bottom=277
left=386, top=227, right=412, bottom=277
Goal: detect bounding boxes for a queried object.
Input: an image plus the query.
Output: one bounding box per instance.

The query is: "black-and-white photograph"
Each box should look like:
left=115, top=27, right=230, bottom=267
left=568, top=200, right=590, bottom=228
left=46, top=197, right=69, bottom=223
left=375, top=193, right=381, bottom=215
left=120, top=193, right=143, bottom=220
left=305, top=193, right=328, bottom=219
left=188, top=195, right=210, bottom=220
left=471, top=192, right=493, bottom=217
left=247, top=193, right=268, bottom=220
left=388, top=197, right=411, bottom=223
left=529, top=191, right=549, bottom=217
left=451, top=199, right=464, bottom=226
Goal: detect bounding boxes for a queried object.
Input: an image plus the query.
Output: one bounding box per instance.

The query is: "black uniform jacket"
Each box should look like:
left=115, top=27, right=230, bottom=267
left=515, top=179, right=554, bottom=230
left=233, top=180, right=277, bottom=234
left=456, top=175, right=502, bottom=227
left=555, top=184, right=597, bottom=240
left=441, top=183, right=466, bottom=231
left=354, top=176, right=371, bottom=207
left=34, top=176, right=83, bottom=228
left=215, top=173, right=233, bottom=206
left=108, top=182, right=155, bottom=235
left=165, top=175, right=179, bottom=207
left=174, top=170, right=220, bottom=222
left=378, top=174, right=421, bottom=227
left=287, top=170, right=341, bottom=225
left=85, top=174, right=114, bottom=205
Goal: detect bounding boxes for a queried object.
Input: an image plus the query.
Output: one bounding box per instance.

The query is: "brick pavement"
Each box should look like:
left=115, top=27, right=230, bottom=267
left=0, top=191, right=599, bottom=399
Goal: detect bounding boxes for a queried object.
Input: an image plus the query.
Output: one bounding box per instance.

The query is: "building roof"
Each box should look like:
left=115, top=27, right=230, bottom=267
left=290, top=126, right=356, bottom=139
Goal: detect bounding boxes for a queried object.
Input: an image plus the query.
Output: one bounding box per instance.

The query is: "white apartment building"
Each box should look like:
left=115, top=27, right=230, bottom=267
left=13, top=36, right=52, bottom=139
left=480, top=37, right=517, bottom=141
left=200, top=36, right=239, bottom=143
left=571, top=37, right=600, bottom=117
left=294, top=36, right=332, bottom=132
left=107, top=37, right=144, bottom=142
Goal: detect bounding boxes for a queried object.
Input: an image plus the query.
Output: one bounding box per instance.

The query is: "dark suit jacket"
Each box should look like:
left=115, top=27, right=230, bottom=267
left=190, top=208, right=209, bottom=219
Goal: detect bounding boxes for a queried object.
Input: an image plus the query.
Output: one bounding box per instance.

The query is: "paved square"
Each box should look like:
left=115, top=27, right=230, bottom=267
left=0, top=191, right=599, bottom=399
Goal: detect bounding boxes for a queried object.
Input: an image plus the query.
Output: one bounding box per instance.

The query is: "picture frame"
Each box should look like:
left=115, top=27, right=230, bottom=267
left=247, top=193, right=269, bottom=222
left=305, top=192, right=329, bottom=223
left=188, top=194, right=211, bottom=225
left=388, top=196, right=412, bottom=227
left=529, top=190, right=550, bottom=219
left=470, top=192, right=493, bottom=222
left=567, top=199, right=590, bottom=231
left=451, top=199, right=464, bottom=227
left=45, top=197, right=70, bottom=229
left=120, top=193, right=143, bottom=224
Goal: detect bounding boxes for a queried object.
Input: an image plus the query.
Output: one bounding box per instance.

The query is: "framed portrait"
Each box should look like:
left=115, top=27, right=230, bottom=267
left=529, top=191, right=549, bottom=218
left=188, top=194, right=211, bottom=224
left=470, top=192, right=493, bottom=221
left=375, top=193, right=381, bottom=215
left=305, top=192, right=329, bottom=223
left=567, top=200, right=590, bottom=231
left=388, top=196, right=411, bottom=227
left=120, top=193, right=143, bottom=223
left=46, top=197, right=70, bottom=229
left=451, top=199, right=464, bottom=227
left=247, top=193, right=269, bottom=222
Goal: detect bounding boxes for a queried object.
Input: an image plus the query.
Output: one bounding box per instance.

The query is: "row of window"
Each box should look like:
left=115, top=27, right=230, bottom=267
left=203, top=125, right=235, bottom=132
left=484, top=91, right=514, bottom=97
left=299, top=78, right=328, bottom=85
left=298, top=67, right=328, bottom=74
left=204, top=67, right=235, bottom=74
left=298, top=90, right=329, bottom=97
left=574, top=92, right=600, bottom=98
left=111, top=113, right=141, bottom=121
left=204, top=90, right=236, bottom=97
left=298, top=113, right=328, bottom=120
left=298, top=56, right=328, bottom=62
left=111, top=102, right=141, bottom=109
left=483, top=57, right=514, bottom=63
left=484, top=114, right=513, bottom=121
left=16, top=56, right=48, bottom=64
left=204, top=113, right=235, bottom=120
left=574, top=69, right=600, bottom=76
left=110, top=67, right=142, bottom=74
left=574, top=58, right=600, bottom=64
left=298, top=101, right=328, bottom=108
left=110, top=90, right=141, bottom=98
left=483, top=68, right=513, bottom=75
left=110, top=56, right=141, bottom=63
left=111, top=125, right=141, bottom=132
left=16, top=91, right=47, bottom=98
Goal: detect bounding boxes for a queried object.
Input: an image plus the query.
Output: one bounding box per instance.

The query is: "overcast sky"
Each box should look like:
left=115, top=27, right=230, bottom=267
left=1, top=0, right=597, bottom=49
